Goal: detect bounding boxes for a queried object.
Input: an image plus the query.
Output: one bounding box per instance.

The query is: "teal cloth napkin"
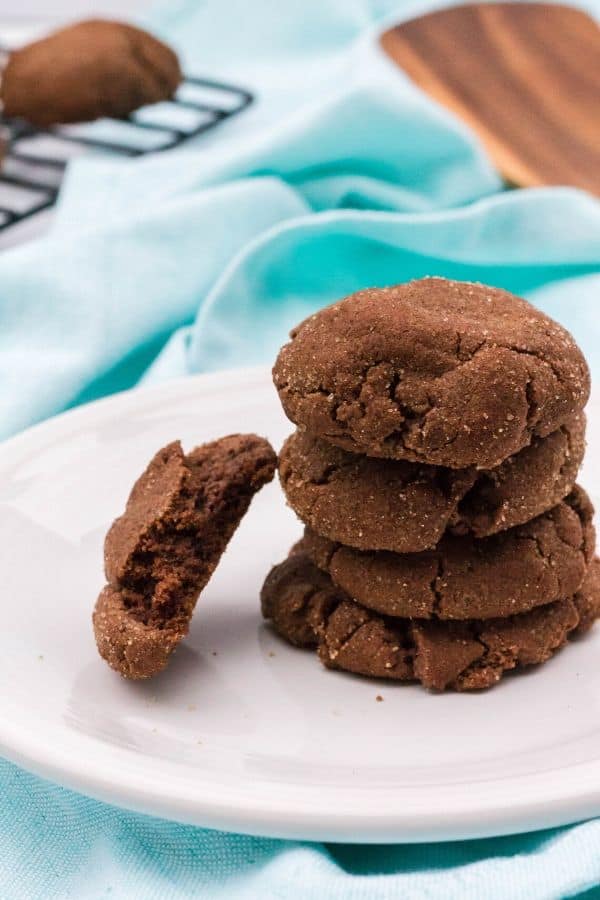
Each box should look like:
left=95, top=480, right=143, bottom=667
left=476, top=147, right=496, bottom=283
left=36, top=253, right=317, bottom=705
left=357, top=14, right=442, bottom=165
left=2, top=0, right=600, bottom=896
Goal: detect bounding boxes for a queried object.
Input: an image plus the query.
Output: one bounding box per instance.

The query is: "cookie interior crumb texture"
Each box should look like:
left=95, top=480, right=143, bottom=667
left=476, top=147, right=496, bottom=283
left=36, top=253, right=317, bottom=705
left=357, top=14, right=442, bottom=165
left=273, top=278, right=589, bottom=469
left=93, top=435, right=276, bottom=679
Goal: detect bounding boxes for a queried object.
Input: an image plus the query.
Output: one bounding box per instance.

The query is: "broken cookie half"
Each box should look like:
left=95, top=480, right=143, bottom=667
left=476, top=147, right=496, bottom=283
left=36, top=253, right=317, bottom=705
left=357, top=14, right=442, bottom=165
left=93, top=434, right=276, bottom=679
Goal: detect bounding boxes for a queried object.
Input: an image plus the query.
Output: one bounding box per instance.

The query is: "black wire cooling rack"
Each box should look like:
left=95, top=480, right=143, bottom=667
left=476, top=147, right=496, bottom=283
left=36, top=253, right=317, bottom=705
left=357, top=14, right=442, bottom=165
left=0, top=75, right=253, bottom=234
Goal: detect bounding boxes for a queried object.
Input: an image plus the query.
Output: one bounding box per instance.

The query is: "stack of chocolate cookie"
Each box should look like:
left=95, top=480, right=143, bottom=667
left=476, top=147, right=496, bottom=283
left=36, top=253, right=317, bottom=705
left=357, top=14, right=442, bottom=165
left=262, top=277, right=599, bottom=691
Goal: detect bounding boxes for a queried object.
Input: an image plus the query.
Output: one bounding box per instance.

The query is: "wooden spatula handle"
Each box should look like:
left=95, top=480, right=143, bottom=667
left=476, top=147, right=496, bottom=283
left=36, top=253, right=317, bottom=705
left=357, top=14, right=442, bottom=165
left=380, top=3, right=600, bottom=195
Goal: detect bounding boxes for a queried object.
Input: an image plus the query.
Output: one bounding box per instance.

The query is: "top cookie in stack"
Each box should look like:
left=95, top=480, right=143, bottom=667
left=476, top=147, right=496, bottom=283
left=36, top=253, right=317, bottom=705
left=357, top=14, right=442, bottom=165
left=262, top=277, right=597, bottom=691
left=273, top=277, right=589, bottom=469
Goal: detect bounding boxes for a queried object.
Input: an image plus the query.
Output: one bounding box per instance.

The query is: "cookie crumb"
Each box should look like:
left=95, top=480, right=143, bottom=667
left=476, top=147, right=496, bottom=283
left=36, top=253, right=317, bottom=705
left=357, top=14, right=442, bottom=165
left=268, top=651, right=276, bottom=658
left=376, top=695, right=384, bottom=702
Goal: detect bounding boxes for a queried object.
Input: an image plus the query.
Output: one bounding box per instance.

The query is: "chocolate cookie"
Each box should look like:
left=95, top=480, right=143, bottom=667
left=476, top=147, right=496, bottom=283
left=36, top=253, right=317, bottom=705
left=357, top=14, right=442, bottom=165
left=454, top=412, right=585, bottom=538
left=1, top=19, right=182, bottom=127
left=279, top=429, right=475, bottom=552
left=279, top=415, right=585, bottom=551
left=94, top=434, right=276, bottom=679
left=261, top=551, right=600, bottom=691
left=273, top=278, right=589, bottom=469
left=300, top=486, right=595, bottom=620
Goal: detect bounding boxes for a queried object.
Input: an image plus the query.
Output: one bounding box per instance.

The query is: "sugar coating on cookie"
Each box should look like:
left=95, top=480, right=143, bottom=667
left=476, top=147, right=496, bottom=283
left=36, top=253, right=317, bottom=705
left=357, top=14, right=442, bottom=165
left=300, top=486, right=595, bottom=620
left=261, top=552, right=600, bottom=691
left=94, top=435, right=276, bottom=679
left=279, top=429, right=475, bottom=552
left=280, top=415, right=585, bottom=552
left=273, top=278, right=589, bottom=469
left=454, top=412, right=585, bottom=538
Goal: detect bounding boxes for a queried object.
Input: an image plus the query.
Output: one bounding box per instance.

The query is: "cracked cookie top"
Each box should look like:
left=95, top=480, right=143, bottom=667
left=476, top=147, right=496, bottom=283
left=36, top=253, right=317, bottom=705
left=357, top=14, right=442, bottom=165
left=273, top=278, right=589, bottom=469
left=93, top=435, right=276, bottom=679
left=279, top=415, right=585, bottom=552
left=299, top=486, right=595, bottom=620
left=261, top=550, right=600, bottom=691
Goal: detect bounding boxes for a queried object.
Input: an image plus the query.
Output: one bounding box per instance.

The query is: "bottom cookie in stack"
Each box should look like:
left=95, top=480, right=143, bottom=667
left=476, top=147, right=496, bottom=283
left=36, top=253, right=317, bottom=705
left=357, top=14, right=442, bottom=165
left=261, top=550, right=600, bottom=693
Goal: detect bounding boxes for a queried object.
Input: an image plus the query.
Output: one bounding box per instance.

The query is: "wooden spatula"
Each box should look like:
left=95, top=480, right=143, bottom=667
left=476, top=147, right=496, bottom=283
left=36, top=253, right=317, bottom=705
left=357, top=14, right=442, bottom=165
left=380, top=3, right=600, bottom=195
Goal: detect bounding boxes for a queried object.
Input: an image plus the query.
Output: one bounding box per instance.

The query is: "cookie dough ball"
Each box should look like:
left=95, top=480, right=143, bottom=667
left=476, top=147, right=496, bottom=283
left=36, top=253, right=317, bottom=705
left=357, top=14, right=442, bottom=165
left=261, top=551, right=600, bottom=691
left=94, top=434, right=276, bottom=679
left=273, top=278, right=589, bottom=469
left=1, top=19, right=182, bottom=126
left=279, top=414, right=585, bottom=552
left=301, top=486, right=595, bottom=620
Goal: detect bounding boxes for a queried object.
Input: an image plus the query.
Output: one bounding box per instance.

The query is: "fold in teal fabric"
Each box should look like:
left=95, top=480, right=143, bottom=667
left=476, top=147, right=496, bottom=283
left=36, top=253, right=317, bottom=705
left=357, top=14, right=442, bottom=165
left=1, top=0, right=600, bottom=897
left=3, top=762, right=600, bottom=900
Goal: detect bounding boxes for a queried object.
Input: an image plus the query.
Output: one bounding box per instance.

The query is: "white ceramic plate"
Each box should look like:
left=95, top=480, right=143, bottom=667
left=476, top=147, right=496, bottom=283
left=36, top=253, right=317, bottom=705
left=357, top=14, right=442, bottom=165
left=1, top=367, right=599, bottom=843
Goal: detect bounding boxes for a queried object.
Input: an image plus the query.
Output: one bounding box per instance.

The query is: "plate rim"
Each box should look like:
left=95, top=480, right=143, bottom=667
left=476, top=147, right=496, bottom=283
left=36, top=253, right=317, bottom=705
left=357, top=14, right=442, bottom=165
left=1, top=366, right=599, bottom=843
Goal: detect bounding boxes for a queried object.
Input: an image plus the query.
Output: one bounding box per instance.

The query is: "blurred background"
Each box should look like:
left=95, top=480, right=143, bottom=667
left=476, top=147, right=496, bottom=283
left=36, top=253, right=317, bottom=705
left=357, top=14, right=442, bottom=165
left=0, top=0, right=148, bottom=40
